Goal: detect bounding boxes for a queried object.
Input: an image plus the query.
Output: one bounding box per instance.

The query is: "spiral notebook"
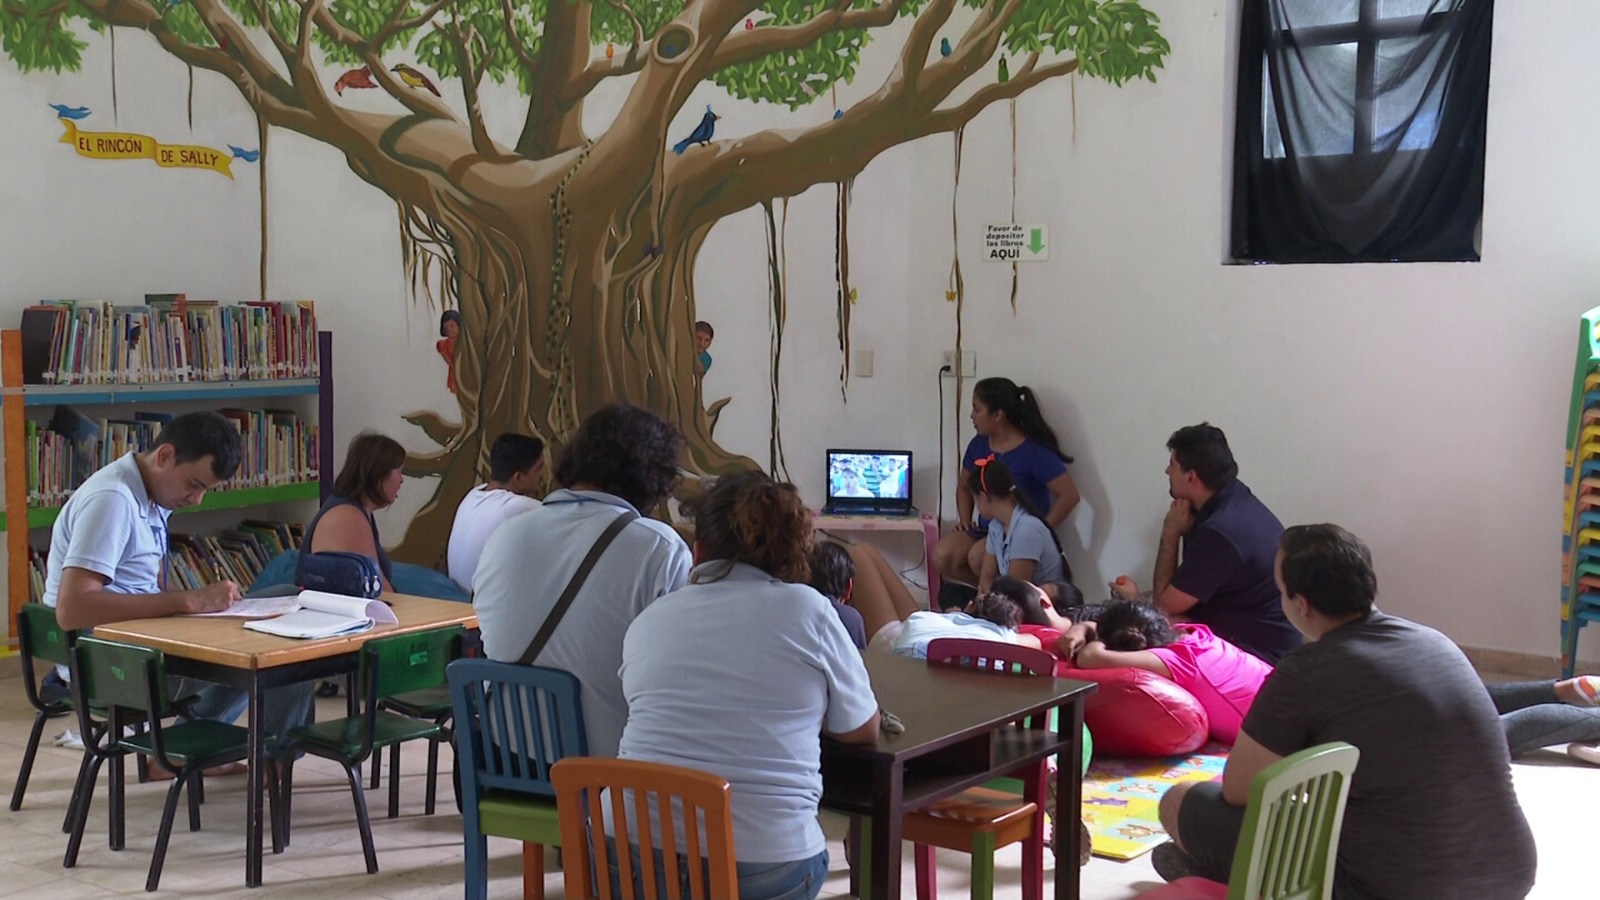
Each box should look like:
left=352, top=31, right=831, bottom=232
left=241, top=590, right=398, bottom=639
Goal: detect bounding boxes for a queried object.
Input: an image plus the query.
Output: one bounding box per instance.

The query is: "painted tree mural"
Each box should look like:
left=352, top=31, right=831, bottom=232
left=2, top=0, right=1167, bottom=561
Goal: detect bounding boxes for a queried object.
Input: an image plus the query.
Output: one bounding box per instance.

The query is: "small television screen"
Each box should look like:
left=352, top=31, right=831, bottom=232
left=827, top=450, right=912, bottom=503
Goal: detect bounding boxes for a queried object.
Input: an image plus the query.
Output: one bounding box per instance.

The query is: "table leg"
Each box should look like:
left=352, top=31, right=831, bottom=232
left=246, top=675, right=264, bottom=888
left=1056, top=698, right=1086, bottom=900
left=847, top=816, right=862, bottom=897
left=866, top=757, right=903, bottom=900
left=921, top=516, right=941, bottom=603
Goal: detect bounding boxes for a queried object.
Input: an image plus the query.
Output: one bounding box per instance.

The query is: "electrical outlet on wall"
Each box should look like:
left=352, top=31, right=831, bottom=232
left=940, top=350, right=977, bottom=377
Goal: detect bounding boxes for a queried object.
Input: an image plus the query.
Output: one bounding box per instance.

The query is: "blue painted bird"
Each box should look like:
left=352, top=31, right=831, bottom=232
left=833, top=109, right=843, bottom=120
left=940, top=38, right=952, bottom=57
left=672, top=105, right=720, bottom=155
left=228, top=145, right=261, bottom=163
left=50, top=104, right=90, bottom=120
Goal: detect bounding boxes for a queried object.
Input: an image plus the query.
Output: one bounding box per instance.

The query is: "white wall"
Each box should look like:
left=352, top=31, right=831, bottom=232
left=2, top=2, right=1595, bottom=659
left=896, top=1, right=1600, bottom=658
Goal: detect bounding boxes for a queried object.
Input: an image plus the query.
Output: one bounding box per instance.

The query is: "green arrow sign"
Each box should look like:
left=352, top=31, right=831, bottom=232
left=982, top=223, right=1048, bottom=262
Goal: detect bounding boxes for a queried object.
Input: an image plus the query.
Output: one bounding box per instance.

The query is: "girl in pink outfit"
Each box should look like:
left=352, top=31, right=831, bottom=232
left=1058, top=600, right=1272, bottom=744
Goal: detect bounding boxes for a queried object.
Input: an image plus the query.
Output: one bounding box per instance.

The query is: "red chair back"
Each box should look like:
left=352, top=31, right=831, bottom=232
left=925, top=638, right=1056, bottom=676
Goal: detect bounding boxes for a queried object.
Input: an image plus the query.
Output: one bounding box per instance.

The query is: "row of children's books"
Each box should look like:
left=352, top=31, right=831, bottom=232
left=24, top=405, right=319, bottom=508
left=25, top=520, right=305, bottom=603
left=18, top=295, right=319, bottom=385
left=166, top=521, right=304, bottom=593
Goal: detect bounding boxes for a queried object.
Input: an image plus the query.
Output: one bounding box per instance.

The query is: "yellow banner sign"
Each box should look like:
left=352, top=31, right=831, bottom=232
left=59, top=120, right=233, bottom=179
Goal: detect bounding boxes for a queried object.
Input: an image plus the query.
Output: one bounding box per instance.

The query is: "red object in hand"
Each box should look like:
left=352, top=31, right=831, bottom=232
left=1115, top=576, right=1131, bottom=585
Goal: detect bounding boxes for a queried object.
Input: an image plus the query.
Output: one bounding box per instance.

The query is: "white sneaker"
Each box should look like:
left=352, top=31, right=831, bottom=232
left=1567, top=741, right=1600, bottom=767
left=52, top=729, right=84, bottom=750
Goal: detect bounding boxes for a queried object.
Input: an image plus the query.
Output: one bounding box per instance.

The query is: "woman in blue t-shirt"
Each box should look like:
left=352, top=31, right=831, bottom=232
left=970, top=456, right=1066, bottom=591
left=933, top=377, right=1079, bottom=590
left=617, top=471, right=879, bottom=900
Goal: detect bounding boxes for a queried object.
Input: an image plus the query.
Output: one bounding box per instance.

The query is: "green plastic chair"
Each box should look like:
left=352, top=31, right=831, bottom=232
left=62, top=636, right=255, bottom=893
left=279, top=626, right=464, bottom=874
left=10, top=603, right=75, bottom=813
left=365, top=682, right=455, bottom=816
left=1135, top=741, right=1361, bottom=900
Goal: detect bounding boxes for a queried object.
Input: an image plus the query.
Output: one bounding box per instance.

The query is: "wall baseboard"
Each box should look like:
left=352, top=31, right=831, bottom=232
left=1460, top=645, right=1599, bottom=679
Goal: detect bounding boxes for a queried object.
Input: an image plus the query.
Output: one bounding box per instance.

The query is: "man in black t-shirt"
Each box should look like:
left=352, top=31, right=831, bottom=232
left=1155, top=524, right=1536, bottom=900
left=1113, top=423, right=1299, bottom=662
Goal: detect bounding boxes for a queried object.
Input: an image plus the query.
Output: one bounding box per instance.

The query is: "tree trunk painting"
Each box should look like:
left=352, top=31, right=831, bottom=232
left=4, top=0, right=1169, bottom=564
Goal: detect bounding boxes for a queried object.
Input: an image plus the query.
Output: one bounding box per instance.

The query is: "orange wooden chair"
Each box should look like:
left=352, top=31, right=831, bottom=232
left=552, top=757, right=739, bottom=900
left=906, top=638, right=1059, bottom=900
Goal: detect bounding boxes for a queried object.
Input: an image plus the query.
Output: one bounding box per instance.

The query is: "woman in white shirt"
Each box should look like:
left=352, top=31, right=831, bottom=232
left=617, top=471, right=880, bottom=900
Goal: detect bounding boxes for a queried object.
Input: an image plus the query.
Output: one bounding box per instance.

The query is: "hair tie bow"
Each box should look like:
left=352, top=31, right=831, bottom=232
left=975, top=453, right=995, bottom=494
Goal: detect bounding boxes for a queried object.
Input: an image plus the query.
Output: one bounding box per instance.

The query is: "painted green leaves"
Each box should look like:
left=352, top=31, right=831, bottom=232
left=1, top=0, right=92, bottom=73
left=713, top=0, right=924, bottom=111
left=979, top=0, right=1170, bottom=84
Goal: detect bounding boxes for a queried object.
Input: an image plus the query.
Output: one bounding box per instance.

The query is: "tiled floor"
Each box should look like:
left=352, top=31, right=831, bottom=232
left=1, top=666, right=1593, bottom=898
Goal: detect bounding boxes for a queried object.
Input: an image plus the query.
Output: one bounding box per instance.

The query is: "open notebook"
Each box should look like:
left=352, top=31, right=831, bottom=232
left=239, top=590, right=398, bottom=639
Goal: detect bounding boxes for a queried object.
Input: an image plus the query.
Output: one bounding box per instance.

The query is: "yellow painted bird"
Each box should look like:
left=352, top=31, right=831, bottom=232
left=391, top=63, right=441, bottom=97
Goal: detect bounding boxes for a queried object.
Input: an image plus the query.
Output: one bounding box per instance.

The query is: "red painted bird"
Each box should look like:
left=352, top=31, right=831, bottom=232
left=333, top=66, right=377, bottom=96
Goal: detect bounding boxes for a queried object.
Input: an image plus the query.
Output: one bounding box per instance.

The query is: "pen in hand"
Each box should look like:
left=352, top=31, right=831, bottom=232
left=211, top=565, right=241, bottom=608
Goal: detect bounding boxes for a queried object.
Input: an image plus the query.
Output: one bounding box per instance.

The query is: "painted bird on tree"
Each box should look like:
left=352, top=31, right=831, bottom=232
left=334, top=66, right=376, bottom=95
left=672, top=105, right=720, bottom=155
left=391, top=63, right=441, bottom=97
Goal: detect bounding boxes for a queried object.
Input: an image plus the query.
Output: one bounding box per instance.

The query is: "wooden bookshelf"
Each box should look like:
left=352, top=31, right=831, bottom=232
left=1, top=330, right=335, bottom=649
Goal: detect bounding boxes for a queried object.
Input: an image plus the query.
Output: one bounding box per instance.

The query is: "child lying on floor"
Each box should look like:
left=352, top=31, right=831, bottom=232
left=1013, top=596, right=1273, bottom=746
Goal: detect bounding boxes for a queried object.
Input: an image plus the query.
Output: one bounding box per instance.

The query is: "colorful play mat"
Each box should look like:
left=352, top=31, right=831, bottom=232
left=1081, top=744, right=1230, bottom=860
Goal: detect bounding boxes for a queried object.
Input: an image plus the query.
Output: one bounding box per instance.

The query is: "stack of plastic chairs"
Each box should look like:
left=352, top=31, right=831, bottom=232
left=1562, top=305, right=1600, bottom=678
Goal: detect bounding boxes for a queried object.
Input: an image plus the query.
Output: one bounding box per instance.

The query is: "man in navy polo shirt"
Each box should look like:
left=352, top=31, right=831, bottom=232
left=1113, top=423, right=1300, bottom=663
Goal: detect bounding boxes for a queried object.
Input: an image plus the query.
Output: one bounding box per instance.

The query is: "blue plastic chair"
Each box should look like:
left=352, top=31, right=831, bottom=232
left=450, top=659, right=588, bottom=900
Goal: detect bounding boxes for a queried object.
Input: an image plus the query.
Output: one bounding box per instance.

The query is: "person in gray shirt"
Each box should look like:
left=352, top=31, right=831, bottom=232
left=471, top=404, right=692, bottom=758
left=1154, top=524, right=1536, bottom=900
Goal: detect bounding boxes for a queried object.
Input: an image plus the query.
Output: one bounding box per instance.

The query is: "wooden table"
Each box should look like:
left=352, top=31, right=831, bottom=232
left=96, top=593, right=477, bottom=888
left=820, top=652, right=1096, bottom=900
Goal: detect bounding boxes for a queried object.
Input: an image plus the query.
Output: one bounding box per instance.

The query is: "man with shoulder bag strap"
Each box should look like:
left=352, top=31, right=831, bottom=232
left=471, top=404, right=693, bottom=757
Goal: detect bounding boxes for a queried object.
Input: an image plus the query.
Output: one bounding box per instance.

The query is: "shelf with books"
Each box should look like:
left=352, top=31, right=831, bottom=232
left=14, top=379, right=320, bottom=406
left=1, top=327, right=335, bottom=648
left=0, top=479, right=322, bottom=533
left=18, top=296, right=319, bottom=387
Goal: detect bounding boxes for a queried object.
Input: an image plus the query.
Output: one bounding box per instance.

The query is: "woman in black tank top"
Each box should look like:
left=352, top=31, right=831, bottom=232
left=300, top=432, right=403, bottom=590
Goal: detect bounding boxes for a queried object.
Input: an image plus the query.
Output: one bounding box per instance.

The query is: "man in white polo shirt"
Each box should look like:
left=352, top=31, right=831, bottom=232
left=44, top=411, right=314, bottom=769
left=447, top=432, right=545, bottom=590
left=472, top=404, right=692, bottom=757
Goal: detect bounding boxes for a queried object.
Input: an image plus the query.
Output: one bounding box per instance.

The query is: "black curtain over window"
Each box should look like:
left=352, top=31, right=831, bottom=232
left=1231, top=0, right=1494, bottom=263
